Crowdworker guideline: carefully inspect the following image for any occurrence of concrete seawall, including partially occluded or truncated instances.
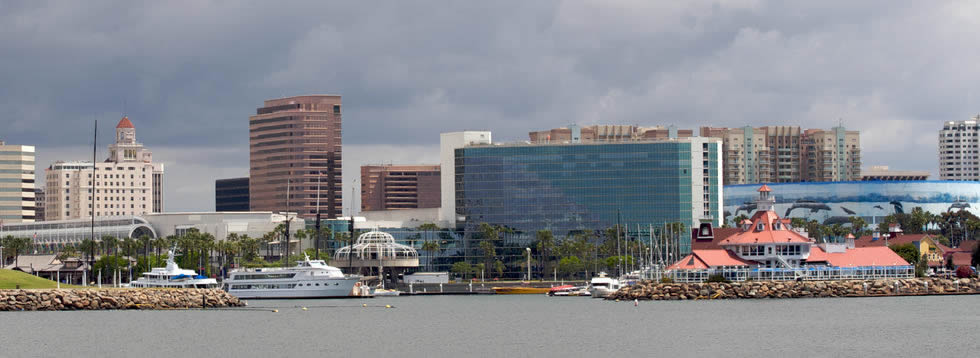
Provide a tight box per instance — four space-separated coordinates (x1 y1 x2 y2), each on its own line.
609 278 980 301
0 289 245 311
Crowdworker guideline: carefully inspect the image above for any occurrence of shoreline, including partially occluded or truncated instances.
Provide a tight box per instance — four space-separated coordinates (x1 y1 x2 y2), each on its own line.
607 278 980 301
0 288 244 311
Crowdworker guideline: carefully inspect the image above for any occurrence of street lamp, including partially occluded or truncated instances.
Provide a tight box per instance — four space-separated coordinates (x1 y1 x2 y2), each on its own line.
525 247 531 282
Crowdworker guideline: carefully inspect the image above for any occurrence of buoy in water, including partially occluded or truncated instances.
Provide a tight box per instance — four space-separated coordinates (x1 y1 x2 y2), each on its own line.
272 309 279 313
301 307 308 311
634 299 638 307
385 305 392 308
362 303 368 307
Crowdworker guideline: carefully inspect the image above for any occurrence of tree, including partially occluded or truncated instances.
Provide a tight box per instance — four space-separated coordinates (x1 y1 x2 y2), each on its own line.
849 216 867 237
535 230 556 280
890 243 920 265
493 260 504 278
972 244 980 266
733 215 749 226
557 256 584 278
451 261 473 280
476 223 511 277
56 245 78 261
421 240 440 271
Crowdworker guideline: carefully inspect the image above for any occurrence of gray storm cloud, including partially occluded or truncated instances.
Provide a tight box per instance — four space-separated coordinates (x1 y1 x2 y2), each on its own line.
2 0 977 212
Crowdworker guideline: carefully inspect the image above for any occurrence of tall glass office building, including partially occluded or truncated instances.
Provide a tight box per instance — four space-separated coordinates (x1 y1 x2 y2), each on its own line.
455 138 722 253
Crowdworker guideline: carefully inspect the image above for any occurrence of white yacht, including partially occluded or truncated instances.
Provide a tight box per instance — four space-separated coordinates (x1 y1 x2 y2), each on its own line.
223 255 361 299
130 249 219 289
589 272 622 299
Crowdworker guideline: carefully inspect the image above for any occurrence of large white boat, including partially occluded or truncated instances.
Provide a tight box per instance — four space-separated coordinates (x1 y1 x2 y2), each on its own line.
589 272 622 299
130 249 219 289
223 255 361 299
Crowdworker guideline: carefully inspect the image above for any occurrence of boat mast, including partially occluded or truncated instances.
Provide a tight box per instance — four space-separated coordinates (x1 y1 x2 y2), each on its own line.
616 209 622 277
283 179 290 268
90 119 97 285
315 172 321 260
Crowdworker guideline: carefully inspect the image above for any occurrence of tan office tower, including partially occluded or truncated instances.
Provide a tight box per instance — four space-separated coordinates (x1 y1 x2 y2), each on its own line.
360 165 440 211
44 117 164 220
699 125 860 184
249 95 342 219
0 141 36 223
529 124 693 143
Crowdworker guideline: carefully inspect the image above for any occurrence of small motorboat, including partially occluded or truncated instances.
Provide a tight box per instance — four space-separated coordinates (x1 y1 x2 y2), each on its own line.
492 286 551 294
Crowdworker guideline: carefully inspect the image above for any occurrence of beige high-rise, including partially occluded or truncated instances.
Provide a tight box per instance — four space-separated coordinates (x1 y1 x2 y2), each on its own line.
700 125 860 184
44 117 164 220
249 95 343 219
0 141 36 223
529 124 693 143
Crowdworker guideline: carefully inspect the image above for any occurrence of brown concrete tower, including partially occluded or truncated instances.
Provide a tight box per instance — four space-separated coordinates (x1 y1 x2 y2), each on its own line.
249 95 342 218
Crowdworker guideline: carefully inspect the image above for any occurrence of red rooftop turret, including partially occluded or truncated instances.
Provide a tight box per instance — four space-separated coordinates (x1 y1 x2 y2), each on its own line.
116 116 135 129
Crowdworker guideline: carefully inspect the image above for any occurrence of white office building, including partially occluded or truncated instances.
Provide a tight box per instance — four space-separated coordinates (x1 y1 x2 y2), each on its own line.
939 115 980 181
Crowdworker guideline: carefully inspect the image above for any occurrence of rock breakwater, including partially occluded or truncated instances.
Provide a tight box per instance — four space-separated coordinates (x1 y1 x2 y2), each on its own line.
0 288 244 311
609 278 980 301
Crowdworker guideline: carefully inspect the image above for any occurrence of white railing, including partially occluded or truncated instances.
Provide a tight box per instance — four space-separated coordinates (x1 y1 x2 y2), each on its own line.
665 265 914 283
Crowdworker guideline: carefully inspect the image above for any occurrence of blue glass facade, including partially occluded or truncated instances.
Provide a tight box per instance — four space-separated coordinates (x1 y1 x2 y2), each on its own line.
724 181 980 225
455 140 721 253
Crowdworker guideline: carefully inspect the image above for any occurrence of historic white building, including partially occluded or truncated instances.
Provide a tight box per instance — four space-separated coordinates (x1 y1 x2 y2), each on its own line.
45 117 164 220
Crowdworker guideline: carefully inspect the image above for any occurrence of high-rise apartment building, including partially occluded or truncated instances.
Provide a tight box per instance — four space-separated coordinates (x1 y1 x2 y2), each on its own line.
939 116 980 181
360 165 440 211
215 177 250 211
249 95 342 218
700 126 860 184
529 124 693 143
44 117 164 220
0 141 36 223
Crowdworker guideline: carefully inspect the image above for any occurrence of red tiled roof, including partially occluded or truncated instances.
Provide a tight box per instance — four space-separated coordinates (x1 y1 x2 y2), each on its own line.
667 253 708 270
954 240 978 253
806 246 829 262
854 234 932 248
667 249 751 270
116 116 134 129
691 227 741 250
823 247 910 267
949 252 973 267
757 184 772 192
719 210 811 245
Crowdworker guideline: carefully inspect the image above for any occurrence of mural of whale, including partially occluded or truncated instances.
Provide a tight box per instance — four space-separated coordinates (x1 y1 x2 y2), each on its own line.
785 200 832 217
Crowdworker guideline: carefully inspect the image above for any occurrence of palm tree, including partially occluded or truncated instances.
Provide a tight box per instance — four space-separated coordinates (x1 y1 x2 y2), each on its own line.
535 230 556 280
293 229 308 257
101 235 118 257
57 245 79 261
421 240 440 271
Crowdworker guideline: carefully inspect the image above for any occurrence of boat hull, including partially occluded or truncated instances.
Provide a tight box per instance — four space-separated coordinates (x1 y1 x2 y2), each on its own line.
492 287 551 295
225 277 360 299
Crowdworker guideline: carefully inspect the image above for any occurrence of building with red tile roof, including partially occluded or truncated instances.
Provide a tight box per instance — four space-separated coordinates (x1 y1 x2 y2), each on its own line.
669 185 912 279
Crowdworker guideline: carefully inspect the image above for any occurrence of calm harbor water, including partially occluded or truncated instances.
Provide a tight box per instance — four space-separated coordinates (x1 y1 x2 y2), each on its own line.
1 294 978 357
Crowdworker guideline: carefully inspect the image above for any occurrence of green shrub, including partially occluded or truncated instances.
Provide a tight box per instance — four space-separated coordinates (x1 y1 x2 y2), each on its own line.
706 274 730 283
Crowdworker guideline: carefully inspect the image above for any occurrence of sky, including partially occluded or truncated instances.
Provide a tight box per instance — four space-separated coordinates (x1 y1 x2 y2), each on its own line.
3 1 979 213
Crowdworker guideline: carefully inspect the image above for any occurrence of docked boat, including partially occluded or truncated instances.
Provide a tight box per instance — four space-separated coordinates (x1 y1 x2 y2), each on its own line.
589 272 621 298
130 249 219 289
223 255 361 299
492 286 552 294
548 285 591 296
372 288 402 296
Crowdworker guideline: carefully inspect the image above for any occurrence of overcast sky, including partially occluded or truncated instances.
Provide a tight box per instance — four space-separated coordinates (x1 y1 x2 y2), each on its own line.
3 1 978 213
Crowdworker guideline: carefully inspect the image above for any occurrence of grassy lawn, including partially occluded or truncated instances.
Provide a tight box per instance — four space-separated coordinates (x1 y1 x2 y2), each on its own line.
0 269 83 289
